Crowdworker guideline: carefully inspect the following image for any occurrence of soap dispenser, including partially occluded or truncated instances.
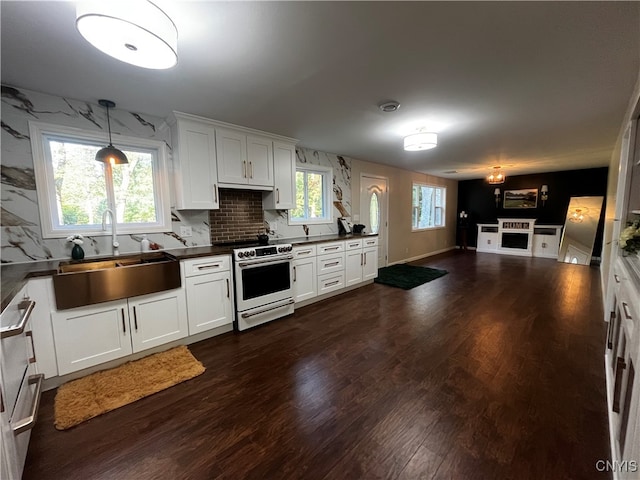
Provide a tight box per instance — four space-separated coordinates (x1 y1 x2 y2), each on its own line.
141 235 150 252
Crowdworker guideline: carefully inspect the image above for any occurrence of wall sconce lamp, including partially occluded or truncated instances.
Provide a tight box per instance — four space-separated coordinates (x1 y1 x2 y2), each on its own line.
494 188 501 207
540 185 549 206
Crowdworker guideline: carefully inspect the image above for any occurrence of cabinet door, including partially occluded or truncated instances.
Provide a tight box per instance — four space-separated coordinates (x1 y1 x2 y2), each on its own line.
51 300 132 375
186 272 233 335
128 289 188 353
265 142 296 209
246 135 273 186
174 119 219 209
345 249 363 287
216 128 248 185
293 258 317 303
362 246 379 281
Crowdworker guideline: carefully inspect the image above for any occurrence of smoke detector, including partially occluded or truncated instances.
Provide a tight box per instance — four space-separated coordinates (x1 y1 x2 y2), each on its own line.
378 101 400 112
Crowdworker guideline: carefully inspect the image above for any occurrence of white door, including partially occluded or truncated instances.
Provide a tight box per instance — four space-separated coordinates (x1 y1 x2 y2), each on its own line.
186 272 233 335
246 135 273 186
360 175 388 267
216 128 248 184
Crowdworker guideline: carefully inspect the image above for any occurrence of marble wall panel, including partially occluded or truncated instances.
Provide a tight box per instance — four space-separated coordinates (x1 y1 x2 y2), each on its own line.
1 85 209 263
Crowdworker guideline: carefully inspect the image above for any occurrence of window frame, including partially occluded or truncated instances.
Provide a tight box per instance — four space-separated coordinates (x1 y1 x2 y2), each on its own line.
29 121 172 239
411 183 446 231
288 164 333 225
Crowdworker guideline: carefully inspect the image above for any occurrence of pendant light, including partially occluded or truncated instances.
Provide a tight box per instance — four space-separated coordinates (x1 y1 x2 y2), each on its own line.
95 100 128 165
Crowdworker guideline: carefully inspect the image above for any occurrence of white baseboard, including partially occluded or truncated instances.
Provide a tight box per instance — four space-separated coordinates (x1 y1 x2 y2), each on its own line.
388 246 457 266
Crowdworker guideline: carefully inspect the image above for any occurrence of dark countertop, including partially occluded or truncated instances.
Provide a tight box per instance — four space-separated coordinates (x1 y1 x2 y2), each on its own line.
1 233 378 311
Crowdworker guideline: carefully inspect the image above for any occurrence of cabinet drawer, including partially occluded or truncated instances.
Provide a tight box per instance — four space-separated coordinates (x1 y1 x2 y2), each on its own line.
292 245 317 258
317 252 345 275
183 256 230 277
318 272 345 295
317 241 344 255
345 239 363 250
363 237 379 248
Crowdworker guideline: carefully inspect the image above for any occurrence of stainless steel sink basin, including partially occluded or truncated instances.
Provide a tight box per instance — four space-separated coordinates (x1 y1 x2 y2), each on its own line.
53 252 181 310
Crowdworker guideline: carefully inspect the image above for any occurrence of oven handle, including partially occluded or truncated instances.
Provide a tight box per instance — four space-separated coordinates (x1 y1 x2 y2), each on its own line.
1 300 36 339
241 299 295 319
238 255 293 267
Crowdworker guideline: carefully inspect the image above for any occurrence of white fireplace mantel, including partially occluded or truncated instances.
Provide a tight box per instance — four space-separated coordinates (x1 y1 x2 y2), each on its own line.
497 218 537 256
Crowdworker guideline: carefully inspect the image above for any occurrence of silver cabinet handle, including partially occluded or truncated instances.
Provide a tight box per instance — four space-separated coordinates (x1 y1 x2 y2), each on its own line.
276 188 280 203
325 261 340 267
213 184 219 203
1 300 35 339
121 308 126 333
226 278 230 298
297 249 312 255
325 280 340 287
293 265 297 282
360 253 363 266
622 302 633 320
26 331 36 364
364 252 367 265
197 264 221 270
349 243 360 247
12 374 44 435
249 161 253 178
324 246 340 251
133 306 138 331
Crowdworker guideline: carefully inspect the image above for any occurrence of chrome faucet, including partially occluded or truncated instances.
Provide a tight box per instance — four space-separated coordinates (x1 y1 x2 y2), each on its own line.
102 208 120 256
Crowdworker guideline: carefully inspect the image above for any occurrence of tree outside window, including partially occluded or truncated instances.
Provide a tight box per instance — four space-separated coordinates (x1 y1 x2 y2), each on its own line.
412 184 446 230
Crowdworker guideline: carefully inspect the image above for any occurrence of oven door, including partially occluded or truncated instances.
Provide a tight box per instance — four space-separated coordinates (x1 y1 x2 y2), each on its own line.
234 256 293 312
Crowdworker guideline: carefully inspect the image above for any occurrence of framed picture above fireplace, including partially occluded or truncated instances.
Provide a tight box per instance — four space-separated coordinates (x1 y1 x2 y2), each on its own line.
504 189 538 209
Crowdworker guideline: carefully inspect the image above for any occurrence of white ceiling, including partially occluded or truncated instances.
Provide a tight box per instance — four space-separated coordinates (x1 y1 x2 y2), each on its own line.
2 1 639 180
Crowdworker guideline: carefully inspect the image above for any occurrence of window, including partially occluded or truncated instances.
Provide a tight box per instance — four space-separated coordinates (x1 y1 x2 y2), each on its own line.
289 165 333 224
29 122 171 238
412 183 446 230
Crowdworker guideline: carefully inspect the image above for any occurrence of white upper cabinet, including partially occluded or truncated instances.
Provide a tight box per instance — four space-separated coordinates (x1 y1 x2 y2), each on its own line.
169 114 220 210
264 142 296 210
216 128 273 188
168 112 297 199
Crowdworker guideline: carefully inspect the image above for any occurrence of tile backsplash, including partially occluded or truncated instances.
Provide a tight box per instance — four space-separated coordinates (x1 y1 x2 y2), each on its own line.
209 190 265 243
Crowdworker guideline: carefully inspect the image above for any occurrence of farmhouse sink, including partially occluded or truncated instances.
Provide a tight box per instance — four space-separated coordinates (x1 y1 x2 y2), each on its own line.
53 252 181 310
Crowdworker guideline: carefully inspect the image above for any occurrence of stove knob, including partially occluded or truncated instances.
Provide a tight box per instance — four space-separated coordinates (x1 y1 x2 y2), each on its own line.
287 246 293 252
237 252 243 258
250 251 255 256
278 247 283 252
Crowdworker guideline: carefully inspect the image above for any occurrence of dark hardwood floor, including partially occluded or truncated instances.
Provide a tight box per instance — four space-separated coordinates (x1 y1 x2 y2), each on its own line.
23 251 612 479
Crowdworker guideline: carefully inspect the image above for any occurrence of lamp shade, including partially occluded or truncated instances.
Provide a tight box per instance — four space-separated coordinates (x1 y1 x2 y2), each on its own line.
96 99 128 165
96 145 129 165
76 1 178 69
404 132 437 151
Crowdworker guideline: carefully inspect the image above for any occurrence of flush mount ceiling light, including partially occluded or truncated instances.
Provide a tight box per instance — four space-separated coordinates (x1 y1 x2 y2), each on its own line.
95 100 128 165
378 101 400 113
76 1 178 69
403 129 438 151
487 166 505 184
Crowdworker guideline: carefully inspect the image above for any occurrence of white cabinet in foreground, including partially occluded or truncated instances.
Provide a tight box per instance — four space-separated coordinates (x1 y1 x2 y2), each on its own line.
183 256 234 335
292 245 317 303
52 288 187 376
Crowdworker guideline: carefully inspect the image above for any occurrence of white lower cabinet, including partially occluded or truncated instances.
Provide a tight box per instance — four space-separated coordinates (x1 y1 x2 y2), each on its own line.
52 288 187 376
183 255 234 335
345 239 364 287
318 271 345 295
292 245 317 303
362 244 379 281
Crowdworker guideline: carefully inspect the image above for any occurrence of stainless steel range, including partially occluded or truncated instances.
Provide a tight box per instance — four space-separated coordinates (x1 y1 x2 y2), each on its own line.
233 243 294 331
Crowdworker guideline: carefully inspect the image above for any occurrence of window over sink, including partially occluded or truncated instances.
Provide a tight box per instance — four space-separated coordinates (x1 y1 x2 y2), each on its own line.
29 122 171 238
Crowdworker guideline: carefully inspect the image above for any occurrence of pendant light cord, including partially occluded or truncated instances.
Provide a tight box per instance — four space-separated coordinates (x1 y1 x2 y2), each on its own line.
106 105 113 146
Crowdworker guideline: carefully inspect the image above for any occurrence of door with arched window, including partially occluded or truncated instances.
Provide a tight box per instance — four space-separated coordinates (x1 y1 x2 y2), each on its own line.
360 175 388 267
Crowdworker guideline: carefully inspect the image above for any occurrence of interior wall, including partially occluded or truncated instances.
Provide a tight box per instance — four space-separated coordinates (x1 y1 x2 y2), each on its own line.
457 167 609 256
350 159 458 265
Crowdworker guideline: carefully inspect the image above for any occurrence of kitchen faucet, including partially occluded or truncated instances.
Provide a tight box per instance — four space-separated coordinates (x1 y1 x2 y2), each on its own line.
102 208 120 256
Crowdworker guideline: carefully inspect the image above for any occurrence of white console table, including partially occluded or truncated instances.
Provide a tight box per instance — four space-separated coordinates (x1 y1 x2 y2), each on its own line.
476 220 562 259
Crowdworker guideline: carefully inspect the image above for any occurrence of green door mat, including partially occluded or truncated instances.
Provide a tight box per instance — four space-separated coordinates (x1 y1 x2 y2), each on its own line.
374 264 448 289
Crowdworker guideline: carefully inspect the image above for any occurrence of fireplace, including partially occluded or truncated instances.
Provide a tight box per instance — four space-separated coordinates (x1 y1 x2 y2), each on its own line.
497 218 537 256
